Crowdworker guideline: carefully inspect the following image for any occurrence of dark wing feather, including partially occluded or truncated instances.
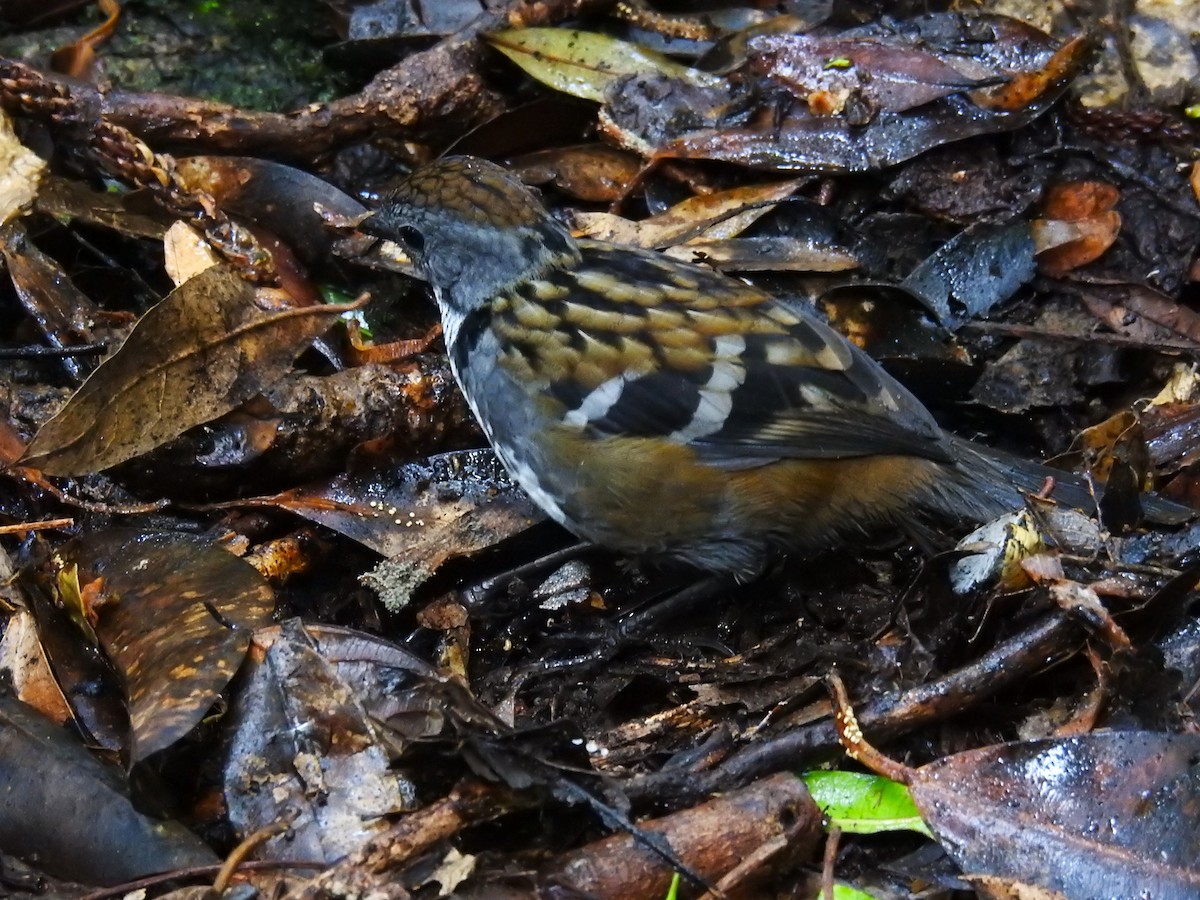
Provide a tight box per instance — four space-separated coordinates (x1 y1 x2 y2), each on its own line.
542 244 953 464
691 322 954 463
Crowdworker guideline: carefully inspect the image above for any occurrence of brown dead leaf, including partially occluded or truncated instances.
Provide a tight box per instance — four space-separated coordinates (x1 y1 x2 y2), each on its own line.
48 0 121 79
508 144 644 203
251 448 542 609
972 35 1090 111
0 222 104 381
1076 281 1200 345
911 732 1200 898
0 110 44 225
573 179 803 248
747 32 998 116
1033 182 1121 276
20 264 348 475
65 529 276 761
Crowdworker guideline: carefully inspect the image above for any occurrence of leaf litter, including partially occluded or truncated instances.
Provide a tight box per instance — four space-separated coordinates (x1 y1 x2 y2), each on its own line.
0 2 1198 897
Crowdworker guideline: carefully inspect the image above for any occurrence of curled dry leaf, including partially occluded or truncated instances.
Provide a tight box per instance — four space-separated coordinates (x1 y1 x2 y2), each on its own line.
1032 182 1122 276
19 264 348 475
572 178 804 248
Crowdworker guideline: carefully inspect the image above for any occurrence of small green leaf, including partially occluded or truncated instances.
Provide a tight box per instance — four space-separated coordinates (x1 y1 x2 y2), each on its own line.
485 28 718 103
825 57 853 69
802 771 932 837
663 872 681 900
826 884 878 900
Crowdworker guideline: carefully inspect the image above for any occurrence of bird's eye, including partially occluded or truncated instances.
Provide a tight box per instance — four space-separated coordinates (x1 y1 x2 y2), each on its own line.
394 224 426 253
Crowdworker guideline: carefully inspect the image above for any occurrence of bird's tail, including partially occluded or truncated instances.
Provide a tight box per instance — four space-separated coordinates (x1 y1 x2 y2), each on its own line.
932 435 1192 526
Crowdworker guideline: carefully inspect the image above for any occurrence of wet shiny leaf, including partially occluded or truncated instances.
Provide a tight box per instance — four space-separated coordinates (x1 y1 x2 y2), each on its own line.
0 223 104 381
174 156 368 265
747 32 999 115
486 28 719 103
249 448 543 606
1033 182 1122 276
911 732 1200 898
902 221 1036 328
0 695 217 884
609 17 1088 173
65 530 276 761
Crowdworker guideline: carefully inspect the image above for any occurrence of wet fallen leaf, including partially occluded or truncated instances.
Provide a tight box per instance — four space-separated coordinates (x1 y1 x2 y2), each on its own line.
604 14 1085 173
901 221 1036 327
0 222 104 381
0 694 217 885
747 32 999 117
662 236 857 272
910 731 1200 898
1076 280 1200 345
19 264 347 475
0 548 73 726
1144 403 1200 474
224 619 417 863
63 530 276 761
572 178 804 247
48 0 120 79
486 28 719 104
173 156 369 266
508 144 644 203
250 448 542 609
35 175 170 238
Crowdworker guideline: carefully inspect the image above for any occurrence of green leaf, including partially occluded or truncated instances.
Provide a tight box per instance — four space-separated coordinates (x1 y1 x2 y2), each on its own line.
485 28 718 103
802 771 932 837
826 884 878 900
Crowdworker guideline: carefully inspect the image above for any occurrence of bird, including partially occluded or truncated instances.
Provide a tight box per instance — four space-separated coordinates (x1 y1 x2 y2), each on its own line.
359 156 1180 579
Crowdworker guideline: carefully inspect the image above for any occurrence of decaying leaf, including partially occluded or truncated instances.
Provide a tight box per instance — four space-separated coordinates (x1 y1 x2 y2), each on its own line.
910 732 1200 898
223 619 423 863
603 16 1088 173
0 109 44 225
20 264 347 475
747 32 1000 116
63 530 276 761
250 448 543 608
0 694 217 885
